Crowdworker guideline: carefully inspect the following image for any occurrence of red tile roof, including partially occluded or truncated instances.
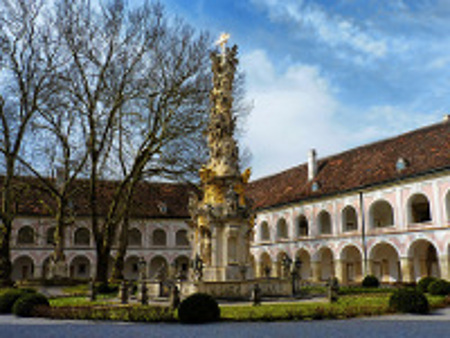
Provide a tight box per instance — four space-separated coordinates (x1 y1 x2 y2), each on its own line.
247 121 450 211
5 177 194 219
4 121 450 217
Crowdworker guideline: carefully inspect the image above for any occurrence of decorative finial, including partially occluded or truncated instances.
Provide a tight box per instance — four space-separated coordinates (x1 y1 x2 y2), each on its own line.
216 32 230 54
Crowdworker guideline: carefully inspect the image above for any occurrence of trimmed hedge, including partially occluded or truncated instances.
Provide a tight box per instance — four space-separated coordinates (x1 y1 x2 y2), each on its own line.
0 288 36 314
35 305 175 322
362 275 380 288
178 293 220 324
389 288 429 314
417 276 437 293
12 293 50 317
428 279 450 296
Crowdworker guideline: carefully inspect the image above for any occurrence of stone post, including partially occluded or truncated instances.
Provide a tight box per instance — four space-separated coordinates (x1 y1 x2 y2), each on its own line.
439 255 449 280
311 261 321 282
119 280 128 304
400 257 414 283
139 281 148 305
334 260 346 285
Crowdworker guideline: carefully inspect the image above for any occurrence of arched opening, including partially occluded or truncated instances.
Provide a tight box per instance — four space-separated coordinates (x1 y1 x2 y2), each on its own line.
340 245 363 283
297 215 308 237
259 252 272 278
175 229 189 246
12 256 34 281
149 256 168 280
370 200 394 228
318 211 332 235
174 255 190 280
342 206 358 232
369 242 400 283
317 247 334 281
408 193 432 224
42 256 52 279
260 221 270 242
124 256 140 280
69 256 91 279
46 227 56 245
74 227 90 246
295 249 311 280
128 228 142 247
152 229 167 246
408 239 440 281
276 251 290 278
17 226 34 245
277 218 288 240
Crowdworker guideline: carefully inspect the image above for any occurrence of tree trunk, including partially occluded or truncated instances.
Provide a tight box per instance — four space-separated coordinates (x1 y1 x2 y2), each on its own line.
50 198 68 279
95 244 110 285
0 222 12 286
111 209 130 281
0 160 15 285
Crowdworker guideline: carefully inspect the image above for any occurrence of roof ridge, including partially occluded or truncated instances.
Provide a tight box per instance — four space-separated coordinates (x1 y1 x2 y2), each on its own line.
251 120 448 184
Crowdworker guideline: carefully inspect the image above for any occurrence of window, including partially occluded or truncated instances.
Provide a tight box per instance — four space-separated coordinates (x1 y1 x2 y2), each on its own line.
128 228 142 246
318 211 332 235
297 215 308 237
342 206 358 232
277 218 288 240
176 230 189 246
260 222 270 241
408 194 431 224
152 229 167 246
46 227 56 245
370 200 394 228
17 227 34 245
74 228 90 246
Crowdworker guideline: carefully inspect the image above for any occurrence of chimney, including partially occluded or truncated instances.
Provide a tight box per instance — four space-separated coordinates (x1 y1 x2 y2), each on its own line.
308 149 317 181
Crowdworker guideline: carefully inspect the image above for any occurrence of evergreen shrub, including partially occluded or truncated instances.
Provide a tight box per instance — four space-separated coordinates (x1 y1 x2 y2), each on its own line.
389 288 429 314
361 275 380 288
0 288 36 314
417 276 437 293
178 293 220 324
12 293 50 317
96 282 119 295
428 279 450 296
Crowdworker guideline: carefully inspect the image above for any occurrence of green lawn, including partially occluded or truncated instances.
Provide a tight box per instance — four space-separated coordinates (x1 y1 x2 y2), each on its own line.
220 293 447 321
45 292 448 322
50 294 117 307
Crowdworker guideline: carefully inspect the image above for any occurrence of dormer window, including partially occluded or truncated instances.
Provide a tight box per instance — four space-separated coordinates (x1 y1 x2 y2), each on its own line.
312 182 320 192
158 202 167 214
396 157 407 172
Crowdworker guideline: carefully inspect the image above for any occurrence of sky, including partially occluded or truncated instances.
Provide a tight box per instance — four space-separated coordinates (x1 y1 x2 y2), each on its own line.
161 0 450 179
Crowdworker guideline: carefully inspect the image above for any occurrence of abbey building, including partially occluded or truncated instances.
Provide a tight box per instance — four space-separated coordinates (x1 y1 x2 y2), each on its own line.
8 118 450 285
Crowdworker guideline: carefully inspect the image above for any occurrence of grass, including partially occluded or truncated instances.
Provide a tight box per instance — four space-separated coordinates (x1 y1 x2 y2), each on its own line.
23 287 450 323
220 293 449 322
220 294 392 321
49 294 117 307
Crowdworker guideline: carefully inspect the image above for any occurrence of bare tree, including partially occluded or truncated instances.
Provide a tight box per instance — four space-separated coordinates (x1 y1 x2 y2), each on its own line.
0 0 57 285
55 0 212 284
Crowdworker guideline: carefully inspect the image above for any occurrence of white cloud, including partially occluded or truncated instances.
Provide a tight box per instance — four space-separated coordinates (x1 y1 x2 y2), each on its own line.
251 0 388 60
242 49 346 178
241 50 444 179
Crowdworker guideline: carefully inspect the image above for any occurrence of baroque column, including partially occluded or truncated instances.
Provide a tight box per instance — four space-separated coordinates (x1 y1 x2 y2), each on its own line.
189 35 253 282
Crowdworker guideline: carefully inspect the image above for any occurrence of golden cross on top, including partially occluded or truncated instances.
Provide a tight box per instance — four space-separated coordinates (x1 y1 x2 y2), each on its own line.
216 32 230 53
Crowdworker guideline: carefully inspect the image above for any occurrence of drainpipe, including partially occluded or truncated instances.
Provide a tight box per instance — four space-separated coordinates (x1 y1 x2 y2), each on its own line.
359 191 368 276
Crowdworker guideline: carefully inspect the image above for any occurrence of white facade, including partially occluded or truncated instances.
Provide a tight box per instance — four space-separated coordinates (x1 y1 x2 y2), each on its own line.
10 217 191 282
250 172 450 284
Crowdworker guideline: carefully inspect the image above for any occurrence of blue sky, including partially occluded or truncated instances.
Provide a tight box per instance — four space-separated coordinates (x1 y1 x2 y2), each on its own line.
162 0 450 179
